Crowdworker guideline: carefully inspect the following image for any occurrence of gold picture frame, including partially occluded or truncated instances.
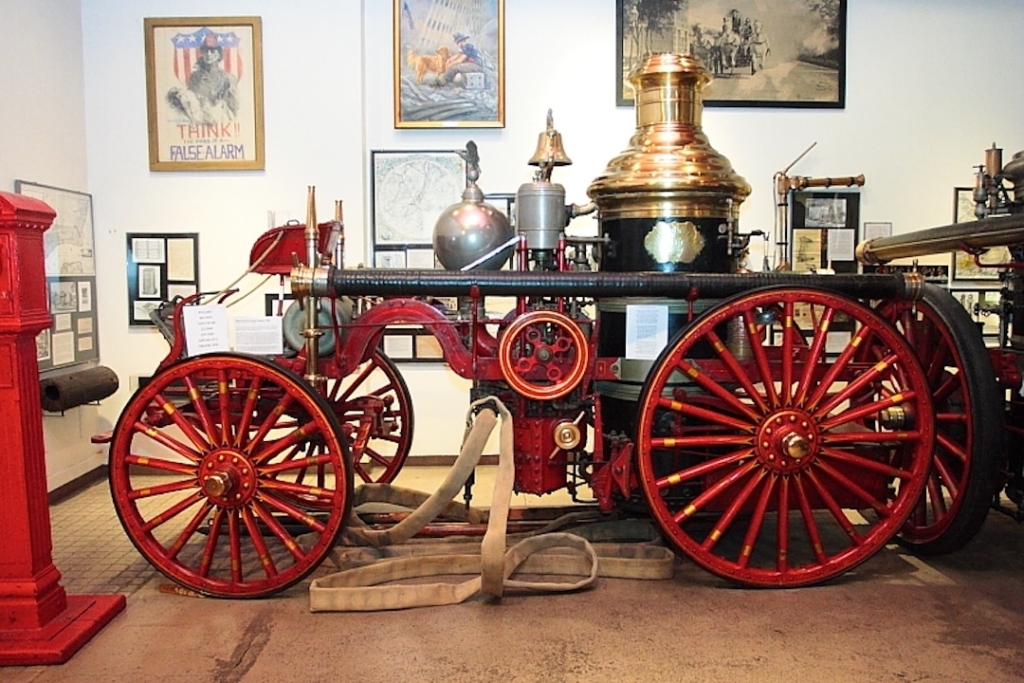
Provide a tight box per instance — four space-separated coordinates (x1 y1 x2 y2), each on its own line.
144 16 265 171
393 0 505 128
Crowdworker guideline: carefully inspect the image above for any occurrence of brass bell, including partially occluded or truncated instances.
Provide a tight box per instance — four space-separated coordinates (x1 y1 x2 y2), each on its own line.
528 109 572 168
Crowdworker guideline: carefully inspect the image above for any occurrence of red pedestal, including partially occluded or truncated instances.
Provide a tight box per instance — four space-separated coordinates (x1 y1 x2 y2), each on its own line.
0 192 125 666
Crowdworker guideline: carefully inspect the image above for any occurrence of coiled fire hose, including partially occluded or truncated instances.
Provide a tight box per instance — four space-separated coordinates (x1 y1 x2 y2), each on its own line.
308 397 675 612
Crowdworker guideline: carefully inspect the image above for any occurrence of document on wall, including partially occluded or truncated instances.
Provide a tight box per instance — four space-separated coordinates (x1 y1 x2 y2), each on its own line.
625 304 668 360
233 317 283 356
183 305 230 356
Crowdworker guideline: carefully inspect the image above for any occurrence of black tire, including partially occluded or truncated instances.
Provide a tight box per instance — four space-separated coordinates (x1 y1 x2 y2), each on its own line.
890 284 1003 555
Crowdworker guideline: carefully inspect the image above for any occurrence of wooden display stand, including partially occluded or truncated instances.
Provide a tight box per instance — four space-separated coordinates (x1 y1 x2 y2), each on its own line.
0 192 125 665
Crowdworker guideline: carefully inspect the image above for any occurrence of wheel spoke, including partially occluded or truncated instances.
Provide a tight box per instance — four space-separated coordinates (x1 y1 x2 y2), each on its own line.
165 500 213 559
182 376 220 446
250 422 321 465
257 491 329 534
654 447 754 490
803 325 874 412
742 308 779 409
141 491 205 533
251 499 306 561
233 377 264 449
813 460 891 517
793 475 828 564
780 301 795 406
655 396 757 432
152 392 212 452
241 505 278 578
125 453 197 476
777 475 790 572
793 305 837 407
672 460 760 524
819 391 918 431
243 395 296 456
127 478 198 500
700 330 768 416
198 507 225 578
804 469 864 544
812 353 899 418
130 421 201 463
737 474 777 569
818 445 913 479
701 469 767 552
260 451 336 475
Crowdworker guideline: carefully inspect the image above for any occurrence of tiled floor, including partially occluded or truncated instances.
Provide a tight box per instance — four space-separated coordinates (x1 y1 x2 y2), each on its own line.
49 477 161 597
47 463 585 598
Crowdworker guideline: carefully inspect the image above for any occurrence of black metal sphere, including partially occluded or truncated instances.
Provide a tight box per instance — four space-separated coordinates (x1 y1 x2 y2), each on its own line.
433 200 515 271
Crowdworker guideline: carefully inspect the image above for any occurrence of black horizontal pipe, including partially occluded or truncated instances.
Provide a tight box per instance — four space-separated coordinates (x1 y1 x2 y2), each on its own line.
319 268 914 301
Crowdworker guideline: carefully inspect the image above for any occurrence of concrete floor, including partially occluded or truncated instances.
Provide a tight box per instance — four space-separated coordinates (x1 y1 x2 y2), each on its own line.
6 466 1024 683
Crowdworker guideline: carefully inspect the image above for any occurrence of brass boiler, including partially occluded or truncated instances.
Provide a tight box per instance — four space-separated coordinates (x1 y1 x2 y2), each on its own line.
586 53 751 427
587 53 751 274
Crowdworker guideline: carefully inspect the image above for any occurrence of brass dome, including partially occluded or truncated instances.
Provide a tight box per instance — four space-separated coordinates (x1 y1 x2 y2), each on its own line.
587 53 751 221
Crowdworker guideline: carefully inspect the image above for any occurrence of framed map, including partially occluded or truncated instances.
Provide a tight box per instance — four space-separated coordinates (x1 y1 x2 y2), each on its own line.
370 149 466 265
15 180 99 372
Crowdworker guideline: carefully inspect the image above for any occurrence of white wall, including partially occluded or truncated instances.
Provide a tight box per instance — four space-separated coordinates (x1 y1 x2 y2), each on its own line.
0 0 110 489
7 0 1024 486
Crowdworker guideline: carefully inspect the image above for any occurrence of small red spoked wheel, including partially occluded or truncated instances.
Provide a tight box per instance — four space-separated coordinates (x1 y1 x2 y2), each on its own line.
325 350 414 485
871 284 1001 554
108 353 353 598
498 310 589 401
635 287 935 587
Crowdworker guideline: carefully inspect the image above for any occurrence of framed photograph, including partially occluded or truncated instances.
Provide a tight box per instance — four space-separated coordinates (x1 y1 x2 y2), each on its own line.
951 288 1003 340
790 191 860 274
616 0 846 108
127 232 200 326
951 187 1009 281
144 16 265 171
15 180 100 372
371 150 467 254
393 0 505 128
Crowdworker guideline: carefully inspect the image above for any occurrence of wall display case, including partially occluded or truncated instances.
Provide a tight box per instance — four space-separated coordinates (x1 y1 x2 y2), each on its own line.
126 232 199 326
16 181 100 372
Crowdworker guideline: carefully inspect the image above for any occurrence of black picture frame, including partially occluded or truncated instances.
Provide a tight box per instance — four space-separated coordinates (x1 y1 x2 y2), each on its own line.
126 233 200 327
789 190 860 274
615 0 846 108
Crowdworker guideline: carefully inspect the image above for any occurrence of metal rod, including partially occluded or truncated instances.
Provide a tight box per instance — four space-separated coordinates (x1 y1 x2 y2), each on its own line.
856 213 1024 265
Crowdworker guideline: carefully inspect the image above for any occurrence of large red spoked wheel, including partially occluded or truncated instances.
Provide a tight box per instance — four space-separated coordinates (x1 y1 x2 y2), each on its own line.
636 287 935 587
326 350 414 484
872 284 1002 554
109 353 353 598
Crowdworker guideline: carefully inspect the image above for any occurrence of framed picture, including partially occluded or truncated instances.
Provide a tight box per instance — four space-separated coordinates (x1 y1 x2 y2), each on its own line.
371 150 467 263
393 0 505 128
953 186 976 224
15 180 100 372
144 16 265 171
951 288 1003 340
789 191 860 274
951 187 1010 281
126 233 200 326
615 0 846 108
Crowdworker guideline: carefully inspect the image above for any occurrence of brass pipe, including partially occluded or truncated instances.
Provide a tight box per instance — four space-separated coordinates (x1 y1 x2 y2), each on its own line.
856 212 1024 265
303 187 325 388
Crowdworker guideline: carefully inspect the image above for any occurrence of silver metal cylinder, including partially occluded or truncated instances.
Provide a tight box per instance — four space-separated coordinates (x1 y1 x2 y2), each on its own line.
516 181 567 252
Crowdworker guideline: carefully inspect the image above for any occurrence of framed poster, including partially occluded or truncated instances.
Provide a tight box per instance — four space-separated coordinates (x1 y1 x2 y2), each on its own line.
126 233 200 326
393 0 505 128
145 16 265 171
615 0 846 108
15 180 100 372
789 191 860 274
370 150 467 267
951 186 1010 282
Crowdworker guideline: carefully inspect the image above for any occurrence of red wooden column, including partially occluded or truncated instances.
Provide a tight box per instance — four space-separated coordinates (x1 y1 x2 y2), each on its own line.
0 191 125 665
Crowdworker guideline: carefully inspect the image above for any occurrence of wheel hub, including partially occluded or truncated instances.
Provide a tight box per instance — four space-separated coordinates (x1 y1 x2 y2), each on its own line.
199 449 258 506
756 409 820 473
